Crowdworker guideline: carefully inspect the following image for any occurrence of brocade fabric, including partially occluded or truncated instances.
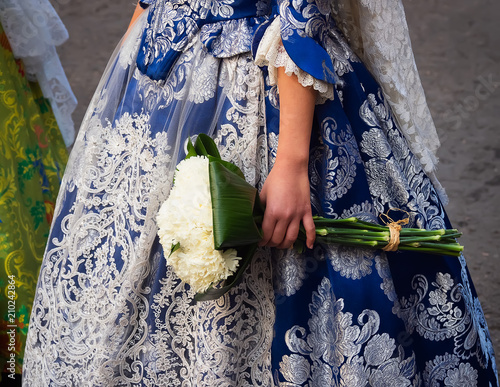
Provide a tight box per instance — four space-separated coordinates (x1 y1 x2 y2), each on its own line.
22 1 498 386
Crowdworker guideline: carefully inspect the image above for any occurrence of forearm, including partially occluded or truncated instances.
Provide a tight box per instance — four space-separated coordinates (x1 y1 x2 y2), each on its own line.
259 67 317 249
275 67 316 168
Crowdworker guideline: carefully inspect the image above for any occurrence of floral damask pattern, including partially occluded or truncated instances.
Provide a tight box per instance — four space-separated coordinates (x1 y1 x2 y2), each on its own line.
395 273 470 342
359 91 446 231
23 0 498 385
393 258 498 382
143 249 275 386
423 354 480 387
279 278 417 386
321 118 360 203
272 249 308 297
325 246 377 280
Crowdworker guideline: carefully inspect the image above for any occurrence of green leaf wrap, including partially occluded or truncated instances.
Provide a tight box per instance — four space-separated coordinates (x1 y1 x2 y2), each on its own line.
195 133 221 158
209 160 263 250
185 137 198 159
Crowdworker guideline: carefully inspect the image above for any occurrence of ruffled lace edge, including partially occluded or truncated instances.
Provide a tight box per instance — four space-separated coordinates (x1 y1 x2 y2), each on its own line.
254 18 334 105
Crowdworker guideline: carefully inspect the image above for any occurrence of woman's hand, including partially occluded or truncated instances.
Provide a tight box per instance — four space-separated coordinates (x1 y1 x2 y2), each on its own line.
259 66 317 250
259 156 315 249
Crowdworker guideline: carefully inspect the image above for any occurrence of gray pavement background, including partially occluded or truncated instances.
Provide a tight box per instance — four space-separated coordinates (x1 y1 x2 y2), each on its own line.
50 0 500 361
404 0 500 359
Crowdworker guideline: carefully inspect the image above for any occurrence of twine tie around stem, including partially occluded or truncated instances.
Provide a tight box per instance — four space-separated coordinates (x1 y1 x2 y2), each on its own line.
380 209 410 252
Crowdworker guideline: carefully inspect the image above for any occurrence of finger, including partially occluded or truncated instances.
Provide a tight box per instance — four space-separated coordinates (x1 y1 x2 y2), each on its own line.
302 213 316 249
267 219 288 247
259 211 276 246
277 218 300 249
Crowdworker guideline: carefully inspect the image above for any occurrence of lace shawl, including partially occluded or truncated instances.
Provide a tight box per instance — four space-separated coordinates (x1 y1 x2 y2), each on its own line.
331 0 447 201
0 0 77 147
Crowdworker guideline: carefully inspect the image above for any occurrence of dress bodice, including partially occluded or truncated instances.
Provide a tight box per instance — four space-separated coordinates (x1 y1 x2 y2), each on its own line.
137 0 339 84
137 0 272 80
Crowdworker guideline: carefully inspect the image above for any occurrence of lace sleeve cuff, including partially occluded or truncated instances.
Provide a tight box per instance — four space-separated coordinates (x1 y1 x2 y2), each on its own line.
254 18 334 105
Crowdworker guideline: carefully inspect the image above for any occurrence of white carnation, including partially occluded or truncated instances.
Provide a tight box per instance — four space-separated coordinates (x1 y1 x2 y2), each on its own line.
157 156 241 293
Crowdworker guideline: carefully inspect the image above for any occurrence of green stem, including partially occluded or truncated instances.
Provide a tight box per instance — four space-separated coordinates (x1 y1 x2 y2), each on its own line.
398 246 462 257
316 236 379 248
317 227 389 238
406 242 464 252
313 217 385 231
399 235 442 243
400 228 460 235
291 217 463 256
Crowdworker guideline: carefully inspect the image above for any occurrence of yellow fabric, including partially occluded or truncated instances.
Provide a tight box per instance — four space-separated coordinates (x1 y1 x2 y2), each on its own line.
0 25 67 376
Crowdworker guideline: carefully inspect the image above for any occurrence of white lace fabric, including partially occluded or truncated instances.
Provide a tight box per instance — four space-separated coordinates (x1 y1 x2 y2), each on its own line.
22 12 278 385
0 0 77 147
331 0 447 202
254 18 335 105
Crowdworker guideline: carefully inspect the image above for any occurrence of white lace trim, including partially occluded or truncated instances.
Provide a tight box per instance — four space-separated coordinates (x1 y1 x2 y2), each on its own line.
0 0 77 146
254 18 335 105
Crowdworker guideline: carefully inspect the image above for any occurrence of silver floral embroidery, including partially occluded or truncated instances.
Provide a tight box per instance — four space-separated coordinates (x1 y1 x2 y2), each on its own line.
272 249 308 297
309 117 360 213
444 362 478 387
359 91 447 231
278 0 358 78
324 245 376 280
393 258 497 384
145 250 275 386
280 277 417 386
187 52 219 103
200 19 254 58
455 255 498 373
394 273 470 342
25 112 174 386
141 0 237 67
374 252 397 302
361 128 392 159
217 56 269 188
423 354 479 387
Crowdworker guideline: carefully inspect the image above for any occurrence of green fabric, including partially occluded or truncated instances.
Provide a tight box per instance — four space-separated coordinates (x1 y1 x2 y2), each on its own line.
0 25 68 375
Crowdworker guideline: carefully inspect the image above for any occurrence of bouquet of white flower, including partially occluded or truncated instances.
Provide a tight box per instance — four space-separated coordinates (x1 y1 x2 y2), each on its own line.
157 134 463 301
157 134 264 300
156 156 241 294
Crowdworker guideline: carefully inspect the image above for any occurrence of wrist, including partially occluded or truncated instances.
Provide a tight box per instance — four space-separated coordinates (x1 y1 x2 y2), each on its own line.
275 127 310 166
273 151 309 173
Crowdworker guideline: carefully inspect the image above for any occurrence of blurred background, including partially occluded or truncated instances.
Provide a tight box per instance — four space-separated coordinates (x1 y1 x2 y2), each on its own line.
50 0 500 359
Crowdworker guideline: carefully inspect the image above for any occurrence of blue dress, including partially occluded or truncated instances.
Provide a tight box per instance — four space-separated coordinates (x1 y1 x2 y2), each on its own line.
23 0 498 385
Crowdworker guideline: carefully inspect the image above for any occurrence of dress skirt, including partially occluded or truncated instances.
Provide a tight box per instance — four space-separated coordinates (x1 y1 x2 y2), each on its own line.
22 3 498 386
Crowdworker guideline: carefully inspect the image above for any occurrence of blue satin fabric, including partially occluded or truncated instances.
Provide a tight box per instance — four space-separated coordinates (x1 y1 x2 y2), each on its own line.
23 0 498 385
133 0 498 384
